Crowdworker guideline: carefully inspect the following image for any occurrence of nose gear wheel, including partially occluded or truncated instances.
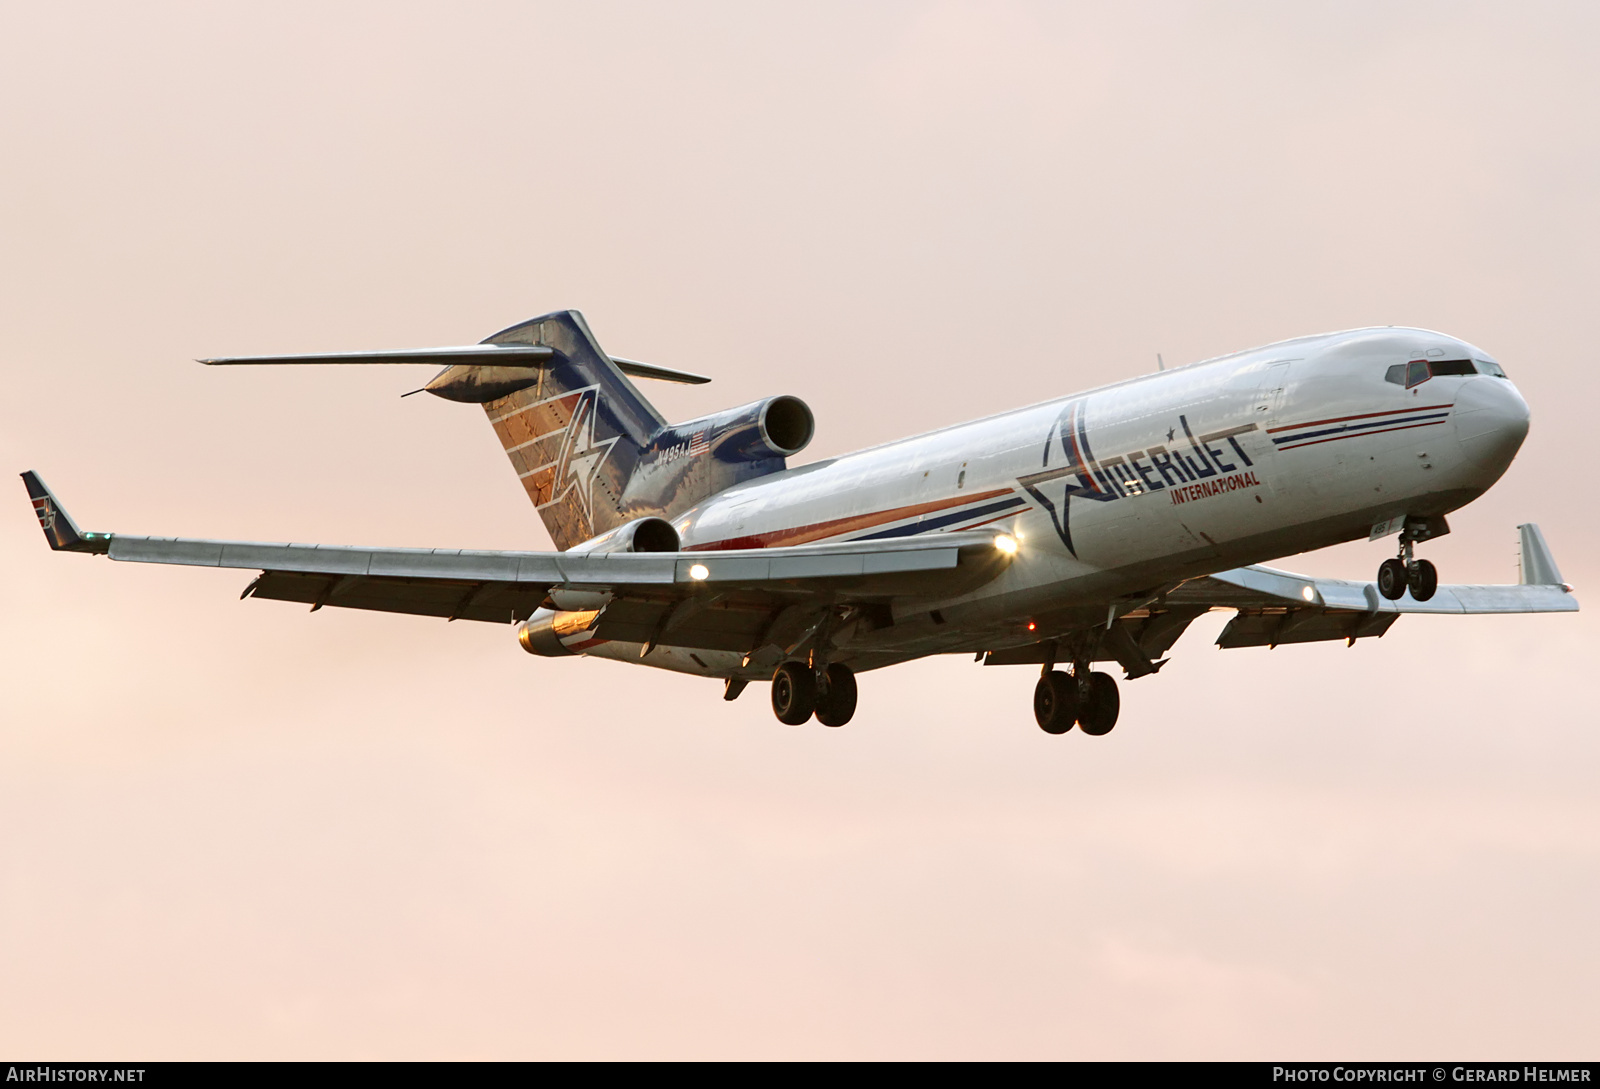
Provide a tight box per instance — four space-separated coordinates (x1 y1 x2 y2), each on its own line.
1378 557 1409 600
1407 558 1438 602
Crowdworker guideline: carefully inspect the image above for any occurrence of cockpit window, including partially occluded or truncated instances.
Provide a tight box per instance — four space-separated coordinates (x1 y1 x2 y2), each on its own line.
1386 358 1504 387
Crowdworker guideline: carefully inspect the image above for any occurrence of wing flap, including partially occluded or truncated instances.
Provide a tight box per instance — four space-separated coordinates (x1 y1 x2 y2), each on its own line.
246 571 548 624
1214 609 1400 649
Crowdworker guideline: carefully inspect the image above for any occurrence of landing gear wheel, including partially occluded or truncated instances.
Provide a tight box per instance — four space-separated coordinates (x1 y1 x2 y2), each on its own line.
1377 557 1408 601
771 661 817 725
814 664 858 727
1408 558 1438 602
1034 670 1078 735
1077 671 1121 736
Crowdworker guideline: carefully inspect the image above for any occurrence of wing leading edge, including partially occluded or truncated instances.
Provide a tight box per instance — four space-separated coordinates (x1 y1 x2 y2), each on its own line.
20 472 1015 626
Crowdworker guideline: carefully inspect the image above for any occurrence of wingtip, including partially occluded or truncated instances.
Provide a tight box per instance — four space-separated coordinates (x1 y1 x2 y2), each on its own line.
19 471 109 553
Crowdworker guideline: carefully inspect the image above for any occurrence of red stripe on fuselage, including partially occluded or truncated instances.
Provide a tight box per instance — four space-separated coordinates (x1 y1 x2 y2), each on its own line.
686 488 1015 551
1268 404 1452 434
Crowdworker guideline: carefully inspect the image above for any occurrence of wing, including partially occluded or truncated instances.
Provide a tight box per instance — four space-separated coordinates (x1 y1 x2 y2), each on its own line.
1163 523 1576 649
980 523 1576 677
20 473 1014 634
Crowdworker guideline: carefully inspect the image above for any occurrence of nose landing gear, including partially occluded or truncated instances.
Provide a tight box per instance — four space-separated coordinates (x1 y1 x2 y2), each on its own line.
1377 517 1443 602
1034 661 1120 736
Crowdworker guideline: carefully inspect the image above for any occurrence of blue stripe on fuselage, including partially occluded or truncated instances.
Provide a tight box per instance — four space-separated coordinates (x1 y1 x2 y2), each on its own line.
850 496 1027 541
1272 411 1450 446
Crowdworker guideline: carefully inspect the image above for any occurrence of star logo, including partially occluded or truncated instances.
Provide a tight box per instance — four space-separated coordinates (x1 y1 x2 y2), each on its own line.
549 388 618 525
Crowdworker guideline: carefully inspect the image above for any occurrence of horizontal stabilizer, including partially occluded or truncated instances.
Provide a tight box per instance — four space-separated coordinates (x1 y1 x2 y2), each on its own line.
608 357 712 385
198 345 710 384
199 345 556 367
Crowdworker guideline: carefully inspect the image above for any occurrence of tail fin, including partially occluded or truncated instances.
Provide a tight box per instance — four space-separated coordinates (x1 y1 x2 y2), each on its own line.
196 307 794 551
478 310 669 550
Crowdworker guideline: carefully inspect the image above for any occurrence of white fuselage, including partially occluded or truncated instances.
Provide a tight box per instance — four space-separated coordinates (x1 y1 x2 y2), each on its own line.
581 327 1531 675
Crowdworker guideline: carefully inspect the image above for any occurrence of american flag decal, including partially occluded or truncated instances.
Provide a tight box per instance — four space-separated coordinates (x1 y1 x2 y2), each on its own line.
688 430 710 457
32 496 56 531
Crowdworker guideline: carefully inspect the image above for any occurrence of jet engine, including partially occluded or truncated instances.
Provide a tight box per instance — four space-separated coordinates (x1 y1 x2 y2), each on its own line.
517 608 602 657
651 395 815 463
566 516 680 554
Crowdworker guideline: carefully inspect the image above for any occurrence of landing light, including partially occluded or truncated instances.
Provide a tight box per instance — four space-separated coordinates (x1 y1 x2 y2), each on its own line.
1300 585 1315 602
688 563 710 581
994 534 1019 554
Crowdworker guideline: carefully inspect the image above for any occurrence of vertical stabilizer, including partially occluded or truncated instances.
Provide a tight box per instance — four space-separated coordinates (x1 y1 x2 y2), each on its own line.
479 311 667 550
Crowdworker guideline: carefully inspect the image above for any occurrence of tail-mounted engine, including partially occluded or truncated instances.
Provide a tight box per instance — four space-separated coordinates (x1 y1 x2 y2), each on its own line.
567 516 680 554
647 395 815 464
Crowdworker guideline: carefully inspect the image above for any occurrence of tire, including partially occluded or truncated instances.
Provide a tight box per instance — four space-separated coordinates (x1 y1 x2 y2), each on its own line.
1033 670 1077 734
1408 558 1438 602
814 664 858 727
771 661 817 725
1077 672 1120 736
1377 557 1408 600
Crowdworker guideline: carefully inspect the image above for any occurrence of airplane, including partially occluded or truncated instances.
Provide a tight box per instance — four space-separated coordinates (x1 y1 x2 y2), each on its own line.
22 309 1578 734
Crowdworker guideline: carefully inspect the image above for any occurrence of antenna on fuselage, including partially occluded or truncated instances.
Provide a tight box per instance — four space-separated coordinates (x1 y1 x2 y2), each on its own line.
1157 353 1165 372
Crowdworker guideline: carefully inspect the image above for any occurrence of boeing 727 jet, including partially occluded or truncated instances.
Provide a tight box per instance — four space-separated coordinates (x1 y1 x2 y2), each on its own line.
23 310 1577 733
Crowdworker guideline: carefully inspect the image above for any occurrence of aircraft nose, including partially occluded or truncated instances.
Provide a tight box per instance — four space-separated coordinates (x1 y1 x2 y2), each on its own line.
1453 376 1530 475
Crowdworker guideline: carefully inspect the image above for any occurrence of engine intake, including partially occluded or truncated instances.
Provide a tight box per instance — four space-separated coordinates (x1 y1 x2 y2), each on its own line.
650 395 815 465
567 516 680 554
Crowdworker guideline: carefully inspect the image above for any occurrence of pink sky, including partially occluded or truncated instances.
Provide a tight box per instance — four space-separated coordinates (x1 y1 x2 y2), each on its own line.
2 1 1596 1058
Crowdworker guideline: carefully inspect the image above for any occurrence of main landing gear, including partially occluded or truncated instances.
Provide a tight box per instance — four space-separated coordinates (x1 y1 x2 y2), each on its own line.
770 660 858 727
1377 519 1440 602
1034 664 1120 736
